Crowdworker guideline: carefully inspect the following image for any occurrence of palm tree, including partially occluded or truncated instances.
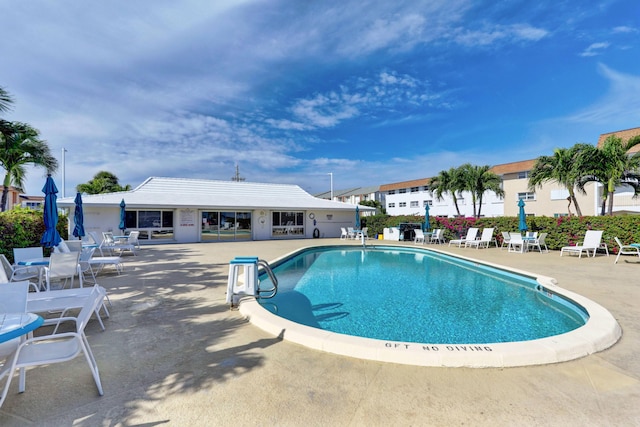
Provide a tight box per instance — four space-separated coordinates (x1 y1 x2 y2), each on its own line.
430 167 464 216
0 121 58 211
459 163 505 218
528 144 591 216
76 171 131 194
578 135 640 216
0 86 13 114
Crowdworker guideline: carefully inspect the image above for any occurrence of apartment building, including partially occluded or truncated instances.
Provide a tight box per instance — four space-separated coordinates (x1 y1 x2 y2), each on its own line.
596 126 640 214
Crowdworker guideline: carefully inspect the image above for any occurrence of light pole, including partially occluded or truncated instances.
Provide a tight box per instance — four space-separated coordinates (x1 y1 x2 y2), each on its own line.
328 172 333 200
61 148 67 198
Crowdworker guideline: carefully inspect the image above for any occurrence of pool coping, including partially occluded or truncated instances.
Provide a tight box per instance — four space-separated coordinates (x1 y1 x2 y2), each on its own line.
238 244 622 368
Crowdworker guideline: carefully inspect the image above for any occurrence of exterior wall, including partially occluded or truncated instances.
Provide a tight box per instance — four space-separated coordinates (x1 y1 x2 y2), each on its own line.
386 188 503 217
72 206 358 243
502 174 598 217
609 185 640 214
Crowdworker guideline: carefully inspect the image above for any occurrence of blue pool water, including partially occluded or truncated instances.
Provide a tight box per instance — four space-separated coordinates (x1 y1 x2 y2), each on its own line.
258 246 587 344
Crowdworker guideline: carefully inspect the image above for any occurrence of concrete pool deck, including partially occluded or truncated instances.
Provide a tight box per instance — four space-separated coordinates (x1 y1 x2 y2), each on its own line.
1 238 639 425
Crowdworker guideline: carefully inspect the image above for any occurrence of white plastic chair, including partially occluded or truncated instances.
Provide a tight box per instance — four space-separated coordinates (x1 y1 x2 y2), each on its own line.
44 252 82 290
0 287 105 408
614 237 640 264
340 228 348 240
414 229 425 244
347 228 356 239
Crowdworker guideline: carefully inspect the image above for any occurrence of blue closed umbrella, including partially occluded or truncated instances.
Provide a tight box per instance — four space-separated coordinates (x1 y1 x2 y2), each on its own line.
355 206 361 229
518 199 528 232
423 204 431 231
119 199 126 232
72 192 85 239
40 175 62 248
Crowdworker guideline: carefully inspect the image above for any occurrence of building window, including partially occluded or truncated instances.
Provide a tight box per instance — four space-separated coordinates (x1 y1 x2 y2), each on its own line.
423 200 433 206
399 202 407 207
399 188 406 194
388 190 395 195
124 210 175 240
272 211 304 237
518 171 529 179
410 201 419 207
410 187 419 193
388 203 395 208
517 192 536 201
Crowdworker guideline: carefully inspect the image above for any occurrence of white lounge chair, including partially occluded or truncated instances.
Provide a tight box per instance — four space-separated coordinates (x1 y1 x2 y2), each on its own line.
0 287 105 408
560 230 604 258
448 227 478 247
414 229 425 244
614 237 640 264
466 228 494 249
27 284 110 331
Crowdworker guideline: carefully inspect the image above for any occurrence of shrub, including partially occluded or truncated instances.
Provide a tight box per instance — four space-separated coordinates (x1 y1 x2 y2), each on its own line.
0 208 68 263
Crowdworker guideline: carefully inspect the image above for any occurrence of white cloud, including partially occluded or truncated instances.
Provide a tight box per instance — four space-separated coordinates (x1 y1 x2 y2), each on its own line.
579 42 610 57
565 64 640 125
612 26 638 34
454 23 549 47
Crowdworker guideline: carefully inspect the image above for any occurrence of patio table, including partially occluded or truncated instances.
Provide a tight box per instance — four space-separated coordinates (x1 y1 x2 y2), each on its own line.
0 313 43 344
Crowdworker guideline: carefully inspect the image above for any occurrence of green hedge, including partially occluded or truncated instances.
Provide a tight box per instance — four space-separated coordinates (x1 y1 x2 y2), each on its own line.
361 214 640 252
0 208 68 263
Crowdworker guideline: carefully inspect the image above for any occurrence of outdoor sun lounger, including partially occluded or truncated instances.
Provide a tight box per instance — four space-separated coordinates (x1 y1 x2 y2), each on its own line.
560 230 604 258
465 228 494 249
448 227 478 247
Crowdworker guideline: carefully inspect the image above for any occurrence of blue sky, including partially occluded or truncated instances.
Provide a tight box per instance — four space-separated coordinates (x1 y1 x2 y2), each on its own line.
1 0 638 198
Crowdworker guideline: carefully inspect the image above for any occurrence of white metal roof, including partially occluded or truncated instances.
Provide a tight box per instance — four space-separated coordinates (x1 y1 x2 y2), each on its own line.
57 177 374 211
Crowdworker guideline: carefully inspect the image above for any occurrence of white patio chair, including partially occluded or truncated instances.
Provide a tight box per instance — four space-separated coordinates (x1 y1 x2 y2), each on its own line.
508 232 525 253
347 227 356 239
466 228 494 249
0 287 105 408
0 281 31 359
560 230 604 258
613 237 640 264
429 229 444 244
500 231 511 249
414 229 425 244
100 232 116 256
448 227 478 247
113 231 138 256
0 255 41 284
44 252 82 290
526 232 549 253
340 228 348 240
12 247 44 265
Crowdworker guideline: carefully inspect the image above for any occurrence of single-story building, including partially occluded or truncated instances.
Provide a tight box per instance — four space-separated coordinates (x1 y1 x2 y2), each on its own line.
57 177 373 244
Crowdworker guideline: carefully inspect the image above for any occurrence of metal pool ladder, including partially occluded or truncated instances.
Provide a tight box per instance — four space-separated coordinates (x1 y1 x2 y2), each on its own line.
226 256 278 308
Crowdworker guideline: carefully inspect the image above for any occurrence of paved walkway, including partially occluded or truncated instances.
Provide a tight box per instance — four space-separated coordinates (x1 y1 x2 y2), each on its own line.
1 239 638 426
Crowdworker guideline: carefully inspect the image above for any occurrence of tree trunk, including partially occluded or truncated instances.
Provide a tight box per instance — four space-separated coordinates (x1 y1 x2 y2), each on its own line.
0 187 7 212
568 189 582 216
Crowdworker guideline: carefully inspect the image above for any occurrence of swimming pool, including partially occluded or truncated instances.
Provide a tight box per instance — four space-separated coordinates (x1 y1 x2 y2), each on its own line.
239 245 621 367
